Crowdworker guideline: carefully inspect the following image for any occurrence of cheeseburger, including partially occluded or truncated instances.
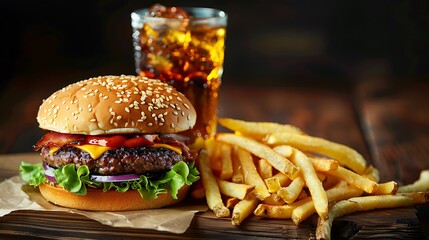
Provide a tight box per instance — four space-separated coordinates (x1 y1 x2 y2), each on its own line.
20 75 200 211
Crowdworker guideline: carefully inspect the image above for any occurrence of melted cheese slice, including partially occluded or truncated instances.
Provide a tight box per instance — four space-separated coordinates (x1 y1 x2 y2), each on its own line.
74 145 111 159
49 143 182 159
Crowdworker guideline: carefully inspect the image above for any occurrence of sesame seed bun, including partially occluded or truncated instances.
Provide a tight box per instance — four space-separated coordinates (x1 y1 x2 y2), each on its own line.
39 182 190 211
37 75 197 135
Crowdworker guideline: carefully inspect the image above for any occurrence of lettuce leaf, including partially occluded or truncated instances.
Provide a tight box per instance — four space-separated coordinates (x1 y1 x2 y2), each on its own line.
19 162 46 186
19 161 199 200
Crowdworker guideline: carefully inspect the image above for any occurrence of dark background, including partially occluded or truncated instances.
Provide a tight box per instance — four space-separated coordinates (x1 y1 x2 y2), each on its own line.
1 0 429 153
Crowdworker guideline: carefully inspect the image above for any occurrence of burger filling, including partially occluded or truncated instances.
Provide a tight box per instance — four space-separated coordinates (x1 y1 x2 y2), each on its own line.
20 131 200 200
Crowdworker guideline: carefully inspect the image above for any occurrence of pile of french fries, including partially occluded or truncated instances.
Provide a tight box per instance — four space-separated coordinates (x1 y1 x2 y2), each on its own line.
191 118 429 240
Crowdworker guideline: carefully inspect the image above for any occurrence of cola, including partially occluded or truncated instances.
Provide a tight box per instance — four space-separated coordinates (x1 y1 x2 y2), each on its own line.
132 5 227 140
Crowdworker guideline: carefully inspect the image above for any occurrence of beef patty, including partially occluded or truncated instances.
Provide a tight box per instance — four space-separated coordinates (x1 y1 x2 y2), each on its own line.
41 146 184 175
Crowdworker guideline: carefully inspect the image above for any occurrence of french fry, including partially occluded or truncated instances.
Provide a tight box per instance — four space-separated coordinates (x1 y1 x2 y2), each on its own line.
292 148 328 219
310 157 339 172
316 195 416 240
278 176 306 204
254 204 294 219
322 175 340 190
316 172 327 182
292 185 363 225
262 193 286 205
273 172 292 187
235 147 270 200
265 177 282 193
327 166 378 193
231 146 244 183
216 133 300 179
363 165 380 182
258 159 273 179
226 197 240 209
254 197 311 219
218 143 233 180
218 118 303 139
197 150 230 218
372 181 398 195
204 138 217 157
208 140 222 177
296 190 309 201
217 179 254 200
273 145 294 158
397 170 429 193
266 132 367 174
399 192 429 204
231 191 259 225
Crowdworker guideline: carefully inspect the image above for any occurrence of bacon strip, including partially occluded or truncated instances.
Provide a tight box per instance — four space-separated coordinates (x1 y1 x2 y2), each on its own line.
33 132 85 151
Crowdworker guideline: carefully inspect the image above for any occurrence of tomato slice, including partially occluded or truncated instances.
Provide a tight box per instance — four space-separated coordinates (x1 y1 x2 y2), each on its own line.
85 135 127 148
123 136 155 148
34 131 162 151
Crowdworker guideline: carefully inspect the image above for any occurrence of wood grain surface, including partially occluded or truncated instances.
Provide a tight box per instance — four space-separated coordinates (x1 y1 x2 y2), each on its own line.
1 85 428 239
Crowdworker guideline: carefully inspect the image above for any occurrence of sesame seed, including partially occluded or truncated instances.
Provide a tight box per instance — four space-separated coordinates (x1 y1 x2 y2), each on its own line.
125 107 130 113
147 123 153 126
90 119 96 122
116 115 122 120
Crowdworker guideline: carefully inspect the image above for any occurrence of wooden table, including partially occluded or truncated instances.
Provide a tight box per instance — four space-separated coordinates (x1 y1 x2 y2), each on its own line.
1 83 428 239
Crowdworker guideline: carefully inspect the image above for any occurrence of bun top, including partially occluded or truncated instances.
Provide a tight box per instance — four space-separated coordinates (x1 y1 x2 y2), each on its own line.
37 75 196 135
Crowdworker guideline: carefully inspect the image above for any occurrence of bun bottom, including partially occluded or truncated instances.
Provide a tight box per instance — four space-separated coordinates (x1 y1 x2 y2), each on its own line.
39 183 189 211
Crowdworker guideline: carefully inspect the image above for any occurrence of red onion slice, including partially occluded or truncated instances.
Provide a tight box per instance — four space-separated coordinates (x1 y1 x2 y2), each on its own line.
90 174 141 182
43 162 57 183
42 162 140 183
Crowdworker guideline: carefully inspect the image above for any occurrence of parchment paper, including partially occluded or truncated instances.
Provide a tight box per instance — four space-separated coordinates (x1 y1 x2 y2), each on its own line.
0 176 208 233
